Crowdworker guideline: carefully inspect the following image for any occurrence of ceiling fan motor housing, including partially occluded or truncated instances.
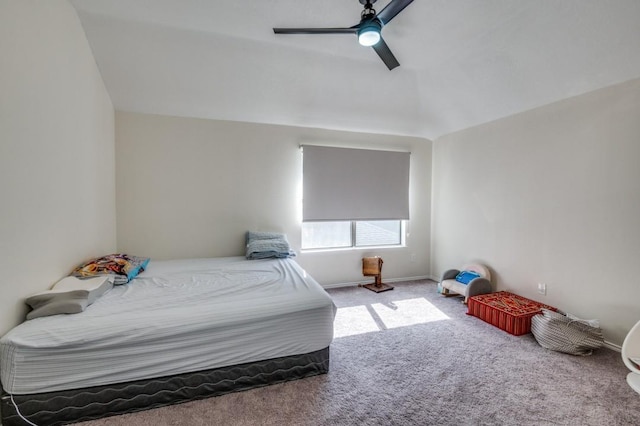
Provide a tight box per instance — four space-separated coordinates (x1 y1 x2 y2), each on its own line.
360 0 378 21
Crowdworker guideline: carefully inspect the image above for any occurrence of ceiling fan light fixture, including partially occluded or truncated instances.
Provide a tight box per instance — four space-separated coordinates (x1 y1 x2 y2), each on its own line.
358 22 381 46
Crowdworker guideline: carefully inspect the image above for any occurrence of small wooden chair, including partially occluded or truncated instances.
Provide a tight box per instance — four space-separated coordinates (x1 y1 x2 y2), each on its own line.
362 257 393 293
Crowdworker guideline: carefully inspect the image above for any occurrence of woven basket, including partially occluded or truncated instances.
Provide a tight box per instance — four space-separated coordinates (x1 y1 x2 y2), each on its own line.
531 309 604 356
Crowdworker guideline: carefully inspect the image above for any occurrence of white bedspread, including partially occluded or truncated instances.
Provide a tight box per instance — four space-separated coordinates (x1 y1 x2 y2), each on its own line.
1 257 336 395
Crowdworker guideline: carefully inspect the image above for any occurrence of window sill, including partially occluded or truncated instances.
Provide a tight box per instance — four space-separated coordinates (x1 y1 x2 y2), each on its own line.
301 245 406 254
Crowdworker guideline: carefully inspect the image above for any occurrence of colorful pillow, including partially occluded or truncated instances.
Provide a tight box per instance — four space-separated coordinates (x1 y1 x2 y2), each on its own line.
455 270 481 285
70 254 150 285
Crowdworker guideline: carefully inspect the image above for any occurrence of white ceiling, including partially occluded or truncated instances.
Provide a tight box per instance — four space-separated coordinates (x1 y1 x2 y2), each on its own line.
69 0 640 140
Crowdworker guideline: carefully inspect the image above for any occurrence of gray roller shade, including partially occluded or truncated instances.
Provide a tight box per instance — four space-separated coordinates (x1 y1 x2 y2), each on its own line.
302 145 410 221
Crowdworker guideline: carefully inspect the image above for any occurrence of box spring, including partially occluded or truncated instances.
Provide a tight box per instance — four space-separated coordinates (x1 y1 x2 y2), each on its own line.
1 347 329 426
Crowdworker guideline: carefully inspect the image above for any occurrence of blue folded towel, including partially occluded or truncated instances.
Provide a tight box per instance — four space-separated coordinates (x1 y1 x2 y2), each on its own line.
455 270 481 285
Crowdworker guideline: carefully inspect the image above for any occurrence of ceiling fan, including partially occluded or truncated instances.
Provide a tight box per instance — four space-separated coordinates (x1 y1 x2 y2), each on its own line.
273 0 414 71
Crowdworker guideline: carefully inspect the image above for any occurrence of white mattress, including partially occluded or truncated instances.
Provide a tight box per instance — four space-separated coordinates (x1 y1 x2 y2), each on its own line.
0 257 336 395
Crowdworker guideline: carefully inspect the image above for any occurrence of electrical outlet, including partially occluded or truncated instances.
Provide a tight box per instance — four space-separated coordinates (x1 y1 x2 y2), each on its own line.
537 282 546 295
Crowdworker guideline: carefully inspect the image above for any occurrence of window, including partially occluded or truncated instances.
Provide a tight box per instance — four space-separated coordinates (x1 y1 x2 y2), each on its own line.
355 220 402 246
302 220 403 250
301 145 410 251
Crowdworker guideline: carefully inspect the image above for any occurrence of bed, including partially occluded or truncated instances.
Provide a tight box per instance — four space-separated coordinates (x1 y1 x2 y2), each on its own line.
0 256 336 425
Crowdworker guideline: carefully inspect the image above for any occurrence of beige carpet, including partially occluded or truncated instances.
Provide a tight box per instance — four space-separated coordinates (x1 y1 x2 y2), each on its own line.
78 280 640 425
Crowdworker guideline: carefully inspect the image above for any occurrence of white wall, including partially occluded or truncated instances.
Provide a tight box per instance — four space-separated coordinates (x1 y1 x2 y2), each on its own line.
116 111 432 285
0 0 116 335
432 78 640 346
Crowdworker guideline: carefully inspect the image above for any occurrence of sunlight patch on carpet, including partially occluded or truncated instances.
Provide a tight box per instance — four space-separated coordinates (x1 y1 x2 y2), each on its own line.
334 305 381 337
372 298 450 329
334 298 450 338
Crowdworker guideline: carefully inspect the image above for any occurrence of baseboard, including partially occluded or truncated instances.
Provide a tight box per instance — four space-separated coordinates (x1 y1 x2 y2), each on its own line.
322 275 433 289
603 340 621 352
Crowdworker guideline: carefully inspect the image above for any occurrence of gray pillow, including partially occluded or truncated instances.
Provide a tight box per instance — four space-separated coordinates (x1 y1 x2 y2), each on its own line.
25 276 113 320
26 292 90 320
245 231 295 259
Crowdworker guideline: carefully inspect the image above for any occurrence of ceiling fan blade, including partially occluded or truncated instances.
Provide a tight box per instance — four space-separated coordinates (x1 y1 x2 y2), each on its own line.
372 37 400 70
273 27 357 35
376 0 414 26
